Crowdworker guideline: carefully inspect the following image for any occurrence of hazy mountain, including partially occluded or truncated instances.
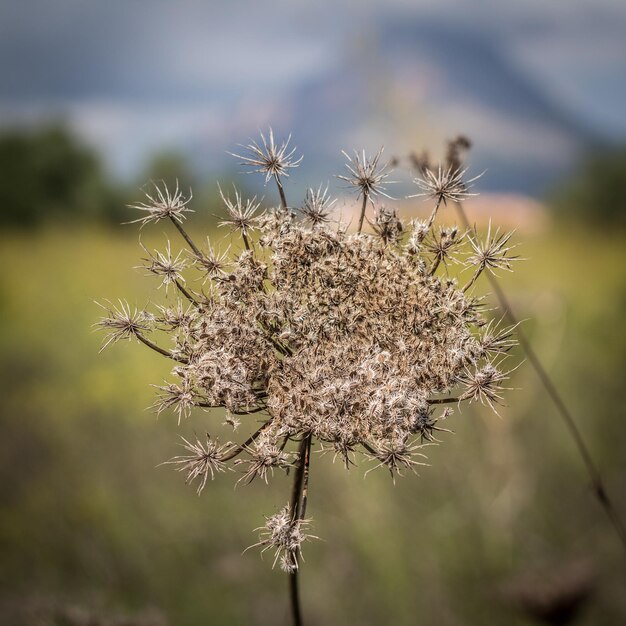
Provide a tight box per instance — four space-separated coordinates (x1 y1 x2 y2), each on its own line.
1 2 622 196
250 18 604 196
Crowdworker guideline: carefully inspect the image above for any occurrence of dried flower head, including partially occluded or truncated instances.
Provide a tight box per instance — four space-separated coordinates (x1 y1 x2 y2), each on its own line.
163 434 229 494
153 379 197 423
467 220 520 275
98 133 520 577
445 135 472 172
194 240 230 279
372 206 403 245
424 225 465 272
478 318 519 358
248 505 315 572
412 408 453 443
218 184 263 237
95 300 151 351
139 240 187 291
155 301 197 334
406 218 431 255
365 440 429 482
128 180 193 226
235 432 293 484
337 148 395 200
459 361 514 413
231 128 303 184
410 165 481 205
301 185 336 227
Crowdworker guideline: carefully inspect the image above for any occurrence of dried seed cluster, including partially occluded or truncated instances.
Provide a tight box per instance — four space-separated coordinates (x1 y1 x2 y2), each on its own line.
97 130 519 572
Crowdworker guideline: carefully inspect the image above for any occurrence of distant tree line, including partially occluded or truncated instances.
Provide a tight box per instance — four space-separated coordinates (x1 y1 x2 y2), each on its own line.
550 147 626 227
0 124 121 226
0 123 230 228
1 123 624 228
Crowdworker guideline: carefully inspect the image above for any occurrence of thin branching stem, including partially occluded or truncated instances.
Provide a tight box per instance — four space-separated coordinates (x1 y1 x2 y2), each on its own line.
357 191 369 234
195 402 268 416
361 441 376 456
174 279 199 306
169 215 205 260
426 196 443 231
430 257 442 276
452 199 626 552
221 420 274 462
428 397 460 405
242 232 251 251
274 173 288 211
462 265 482 293
136 332 188 364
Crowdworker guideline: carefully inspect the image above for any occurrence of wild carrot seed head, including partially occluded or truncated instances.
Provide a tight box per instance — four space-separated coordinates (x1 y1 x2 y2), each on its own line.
97 131 520 569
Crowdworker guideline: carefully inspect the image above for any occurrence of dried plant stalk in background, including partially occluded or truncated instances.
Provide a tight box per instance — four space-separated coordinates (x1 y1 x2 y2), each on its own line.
96 130 519 625
404 136 626 555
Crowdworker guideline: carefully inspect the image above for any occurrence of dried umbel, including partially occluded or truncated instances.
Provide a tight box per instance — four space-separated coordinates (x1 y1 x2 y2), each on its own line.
96 130 519 579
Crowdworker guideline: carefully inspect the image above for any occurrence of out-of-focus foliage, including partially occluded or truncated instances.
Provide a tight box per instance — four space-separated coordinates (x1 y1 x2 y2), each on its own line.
0 125 243 230
139 151 197 197
0 124 122 227
0 221 625 625
550 147 626 227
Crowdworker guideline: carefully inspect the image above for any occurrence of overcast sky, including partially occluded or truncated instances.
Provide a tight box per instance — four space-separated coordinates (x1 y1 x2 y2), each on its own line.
1 0 625 179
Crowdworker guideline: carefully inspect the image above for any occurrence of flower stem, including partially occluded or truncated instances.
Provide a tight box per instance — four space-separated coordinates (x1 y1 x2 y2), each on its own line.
426 196 443 231
428 397 459 405
288 565 302 626
174 279 199 306
275 173 288 211
288 434 312 626
220 421 273 462
136 332 188 363
430 256 442 275
453 199 626 552
170 216 204 259
357 192 369 233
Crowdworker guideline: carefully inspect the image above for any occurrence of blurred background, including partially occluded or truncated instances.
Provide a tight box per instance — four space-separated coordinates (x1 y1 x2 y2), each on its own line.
1 1 625 624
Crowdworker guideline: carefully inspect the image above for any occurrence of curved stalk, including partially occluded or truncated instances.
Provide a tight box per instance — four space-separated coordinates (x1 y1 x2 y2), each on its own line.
452 198 626 552
174 279 200 306
136 332 188 364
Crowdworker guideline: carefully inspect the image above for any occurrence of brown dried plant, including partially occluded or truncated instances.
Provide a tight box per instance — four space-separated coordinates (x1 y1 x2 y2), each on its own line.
406 136 626 556
96 130 520 625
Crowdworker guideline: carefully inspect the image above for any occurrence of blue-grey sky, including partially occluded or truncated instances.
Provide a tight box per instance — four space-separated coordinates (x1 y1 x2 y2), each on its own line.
1 0 625 191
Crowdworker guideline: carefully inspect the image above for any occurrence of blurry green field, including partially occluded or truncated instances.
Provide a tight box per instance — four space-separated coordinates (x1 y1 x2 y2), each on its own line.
0 223 625 625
